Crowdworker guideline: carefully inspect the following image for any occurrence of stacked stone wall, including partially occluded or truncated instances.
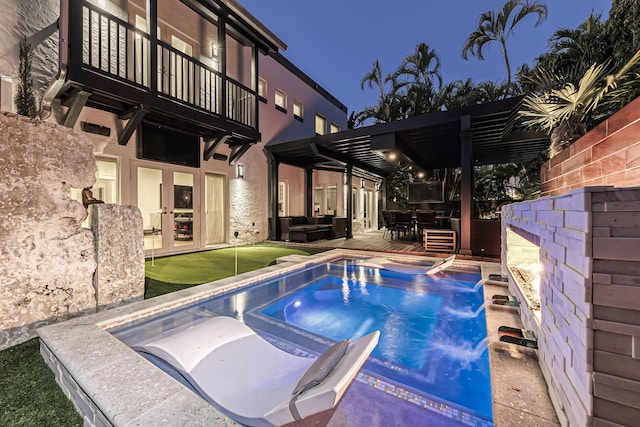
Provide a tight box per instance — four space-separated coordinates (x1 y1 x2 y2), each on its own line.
502 186 640 426
590 188 640 426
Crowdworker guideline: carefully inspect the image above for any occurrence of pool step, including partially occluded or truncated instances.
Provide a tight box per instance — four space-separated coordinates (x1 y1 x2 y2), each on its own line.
498 326 538 349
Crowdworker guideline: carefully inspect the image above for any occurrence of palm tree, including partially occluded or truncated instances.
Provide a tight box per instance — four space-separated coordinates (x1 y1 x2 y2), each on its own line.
462 0 548 96
519 49 640 157
393 43 443 116
359 60 397 124
536 12 610 75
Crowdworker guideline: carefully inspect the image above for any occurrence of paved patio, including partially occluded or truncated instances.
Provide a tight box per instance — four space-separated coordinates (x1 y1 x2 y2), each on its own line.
271 229 501 262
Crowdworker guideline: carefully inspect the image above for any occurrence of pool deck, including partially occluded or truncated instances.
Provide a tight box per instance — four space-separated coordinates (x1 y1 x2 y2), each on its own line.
38 249 559 426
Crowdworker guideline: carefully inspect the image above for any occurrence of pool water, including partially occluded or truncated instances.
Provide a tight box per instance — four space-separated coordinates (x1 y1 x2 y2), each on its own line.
112 258 492 425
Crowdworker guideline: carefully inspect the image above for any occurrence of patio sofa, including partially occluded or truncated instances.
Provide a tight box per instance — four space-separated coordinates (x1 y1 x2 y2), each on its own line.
280 215 346 242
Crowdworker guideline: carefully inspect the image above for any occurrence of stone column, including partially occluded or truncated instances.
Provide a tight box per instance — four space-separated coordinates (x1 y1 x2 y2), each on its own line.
90 204 145 309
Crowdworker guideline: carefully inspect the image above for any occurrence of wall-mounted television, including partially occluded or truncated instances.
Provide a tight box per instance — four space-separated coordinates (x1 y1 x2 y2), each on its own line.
408 181 445 203
174 185 193 209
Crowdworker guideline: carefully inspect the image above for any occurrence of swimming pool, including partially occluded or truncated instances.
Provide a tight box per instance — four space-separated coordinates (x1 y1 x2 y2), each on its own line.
111 257 492 426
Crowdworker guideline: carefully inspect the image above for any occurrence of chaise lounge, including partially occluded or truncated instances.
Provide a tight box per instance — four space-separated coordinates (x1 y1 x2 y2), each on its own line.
134 316 379 427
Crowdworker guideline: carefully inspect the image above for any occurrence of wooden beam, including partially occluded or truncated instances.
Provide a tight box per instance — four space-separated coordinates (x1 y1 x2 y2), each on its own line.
62 89 91 128
203 133 231 160
228 143 252 165
118 105 148 145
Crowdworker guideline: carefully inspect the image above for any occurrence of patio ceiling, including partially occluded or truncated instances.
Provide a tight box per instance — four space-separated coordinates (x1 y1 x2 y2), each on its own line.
264 96 550 179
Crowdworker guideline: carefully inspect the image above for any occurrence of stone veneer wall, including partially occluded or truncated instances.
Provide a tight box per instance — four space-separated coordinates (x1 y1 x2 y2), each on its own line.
0 112 145 349
501 186 640 426
541 96 640 197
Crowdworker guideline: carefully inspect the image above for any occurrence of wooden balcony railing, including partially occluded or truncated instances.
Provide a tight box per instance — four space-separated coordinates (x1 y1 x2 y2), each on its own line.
77 1 256 129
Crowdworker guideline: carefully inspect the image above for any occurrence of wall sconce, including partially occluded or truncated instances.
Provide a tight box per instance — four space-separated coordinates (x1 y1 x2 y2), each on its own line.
237 164 244 179
361 179 365 188
211 43 219 59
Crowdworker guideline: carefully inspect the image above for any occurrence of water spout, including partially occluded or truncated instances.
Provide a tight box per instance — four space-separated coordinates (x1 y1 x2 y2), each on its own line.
473 278 487 291
444 300 492 318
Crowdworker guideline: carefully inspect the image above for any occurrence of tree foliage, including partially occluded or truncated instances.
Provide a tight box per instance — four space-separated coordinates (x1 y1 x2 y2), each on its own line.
461 0 548 95
15 38 37 118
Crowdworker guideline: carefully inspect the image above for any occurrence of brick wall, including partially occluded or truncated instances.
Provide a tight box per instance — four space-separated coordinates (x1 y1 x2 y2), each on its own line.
541 97 640 197
501 187 640 426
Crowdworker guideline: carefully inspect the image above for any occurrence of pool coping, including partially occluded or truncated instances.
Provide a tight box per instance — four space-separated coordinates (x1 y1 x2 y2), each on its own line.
37 249 558 426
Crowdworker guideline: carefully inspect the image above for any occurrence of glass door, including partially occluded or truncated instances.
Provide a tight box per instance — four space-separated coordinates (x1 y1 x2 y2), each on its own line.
134 162 198 255
364 189 374 230
205 173 226 245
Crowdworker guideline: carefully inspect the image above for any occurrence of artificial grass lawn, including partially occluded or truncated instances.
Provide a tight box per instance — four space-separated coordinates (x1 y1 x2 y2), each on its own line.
0 338 82 427
145 243 328 298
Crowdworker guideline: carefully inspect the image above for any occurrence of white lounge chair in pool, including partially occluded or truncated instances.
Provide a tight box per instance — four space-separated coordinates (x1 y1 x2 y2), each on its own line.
133 316 379 427
359 255 455 275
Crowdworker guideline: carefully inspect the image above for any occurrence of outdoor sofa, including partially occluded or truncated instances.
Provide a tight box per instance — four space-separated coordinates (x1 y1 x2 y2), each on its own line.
280 215 346 242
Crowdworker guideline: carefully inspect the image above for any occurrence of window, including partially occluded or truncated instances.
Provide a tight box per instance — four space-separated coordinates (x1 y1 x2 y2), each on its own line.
330 122 340 134
293 101 303 121
315 114 326 135
258 78 267 100
274 89 286 112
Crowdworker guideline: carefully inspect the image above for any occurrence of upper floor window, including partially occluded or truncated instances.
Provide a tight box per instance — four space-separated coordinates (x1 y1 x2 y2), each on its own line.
293 101 303 121
315 113 326 135
258 78 267 100
330 122 340 134
275 89 287 113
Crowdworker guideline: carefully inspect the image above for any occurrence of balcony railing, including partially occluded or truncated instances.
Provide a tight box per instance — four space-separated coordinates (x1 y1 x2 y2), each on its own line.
78 1 256 129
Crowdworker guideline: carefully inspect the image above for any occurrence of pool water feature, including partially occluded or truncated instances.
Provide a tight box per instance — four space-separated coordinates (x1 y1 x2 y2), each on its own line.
112 257 492 425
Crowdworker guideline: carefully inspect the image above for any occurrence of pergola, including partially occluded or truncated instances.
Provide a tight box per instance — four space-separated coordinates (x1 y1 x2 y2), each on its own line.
264 96 549 255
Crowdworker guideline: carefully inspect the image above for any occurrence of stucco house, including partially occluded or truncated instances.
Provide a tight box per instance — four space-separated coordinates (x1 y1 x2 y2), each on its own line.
0 0 352 258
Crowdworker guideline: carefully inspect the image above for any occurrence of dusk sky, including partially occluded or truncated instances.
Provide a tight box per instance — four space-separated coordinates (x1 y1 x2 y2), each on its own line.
241 0 613 114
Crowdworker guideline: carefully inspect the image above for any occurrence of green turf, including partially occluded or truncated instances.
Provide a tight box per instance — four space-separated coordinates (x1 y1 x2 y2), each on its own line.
144 243 327 298
0 338 82 427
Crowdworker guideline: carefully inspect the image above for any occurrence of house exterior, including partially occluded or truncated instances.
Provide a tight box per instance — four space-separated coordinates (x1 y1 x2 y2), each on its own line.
0 0 350 257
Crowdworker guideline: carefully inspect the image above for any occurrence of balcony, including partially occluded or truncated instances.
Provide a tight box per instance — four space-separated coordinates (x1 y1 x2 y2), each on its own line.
56 0 260 144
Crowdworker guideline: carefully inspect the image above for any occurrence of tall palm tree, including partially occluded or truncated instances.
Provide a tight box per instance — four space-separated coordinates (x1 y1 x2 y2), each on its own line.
393 43 443 116
359 60 397 124
462 0 548 96
519 49 640 157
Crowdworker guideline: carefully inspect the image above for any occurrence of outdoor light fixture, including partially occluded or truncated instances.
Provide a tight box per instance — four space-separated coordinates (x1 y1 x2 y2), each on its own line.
211 43 219 59
388 152 397 161
237 164 244 179
361 179 365 188
417 171 425 179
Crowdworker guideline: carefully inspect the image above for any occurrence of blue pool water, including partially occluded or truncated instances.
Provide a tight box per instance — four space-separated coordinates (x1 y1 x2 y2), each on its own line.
112 258 492 425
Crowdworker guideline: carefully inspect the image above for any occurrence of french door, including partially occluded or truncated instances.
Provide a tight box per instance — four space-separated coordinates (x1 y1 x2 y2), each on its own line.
132 161 199 255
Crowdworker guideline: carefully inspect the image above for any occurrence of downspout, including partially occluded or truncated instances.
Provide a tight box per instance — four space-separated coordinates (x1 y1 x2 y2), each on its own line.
41 0 70 119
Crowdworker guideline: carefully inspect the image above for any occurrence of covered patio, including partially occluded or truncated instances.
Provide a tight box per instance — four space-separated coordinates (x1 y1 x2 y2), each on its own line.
264 96 549 256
